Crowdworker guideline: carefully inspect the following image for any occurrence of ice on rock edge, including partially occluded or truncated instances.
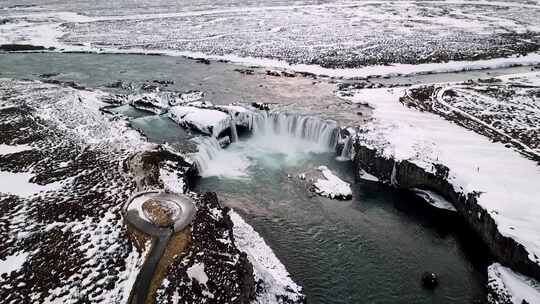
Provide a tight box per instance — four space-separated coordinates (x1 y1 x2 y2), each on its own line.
313 166 352 200
412 188 457 212
357 169 379 182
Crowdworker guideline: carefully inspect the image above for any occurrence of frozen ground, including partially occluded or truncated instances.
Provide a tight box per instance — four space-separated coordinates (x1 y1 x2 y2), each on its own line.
0 79 149 303
399 72 540 161
346 84 540 287
1 0 540 70
488 263 540 304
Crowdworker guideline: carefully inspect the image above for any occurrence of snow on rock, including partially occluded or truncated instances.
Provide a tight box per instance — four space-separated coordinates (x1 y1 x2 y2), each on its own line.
0 252 29 276
347 87 540 266
160 165 186 194
412 188 457 212
0 144 32 155
216 104 254 128
13 81 149 150
129 92 172 114
229 210 305 303
123 90 205 113
313 166 352 200
488 263 540 304
0 79 149 303
175 91 204 105
169 106 231 137
0 171 65 198
186 263 209 285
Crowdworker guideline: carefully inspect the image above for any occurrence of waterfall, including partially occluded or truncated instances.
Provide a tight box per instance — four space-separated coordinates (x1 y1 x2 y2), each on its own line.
390 162 398 186
192 110 340 177
249 112 338 149
192 136 222 174
230 118 239 143
336 135 352 161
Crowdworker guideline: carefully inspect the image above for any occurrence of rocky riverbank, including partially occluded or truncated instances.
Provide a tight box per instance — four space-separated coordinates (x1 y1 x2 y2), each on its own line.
124 148 257 304
0 78 304 304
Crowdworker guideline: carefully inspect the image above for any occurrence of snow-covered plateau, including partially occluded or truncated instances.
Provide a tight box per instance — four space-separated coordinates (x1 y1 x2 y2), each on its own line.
2 0 540 77
344 72 540 298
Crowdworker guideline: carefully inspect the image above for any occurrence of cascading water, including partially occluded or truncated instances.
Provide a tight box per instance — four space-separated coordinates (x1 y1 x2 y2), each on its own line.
192 136 222 174
336 135 353 161
192 111 339 178
250 112 338 149
230 118 239 143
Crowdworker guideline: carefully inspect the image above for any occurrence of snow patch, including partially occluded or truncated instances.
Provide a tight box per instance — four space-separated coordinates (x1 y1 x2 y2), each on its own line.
229 210 304 303
0 144 32 155
0 251 29 275
160 167 185 194
488 263 540 304
313 166 352 200
0 171 65 197
186 263 209 285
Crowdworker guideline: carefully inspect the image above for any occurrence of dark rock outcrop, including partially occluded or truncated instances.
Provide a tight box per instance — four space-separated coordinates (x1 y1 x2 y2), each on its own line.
0 44 48 52
155 192 256 304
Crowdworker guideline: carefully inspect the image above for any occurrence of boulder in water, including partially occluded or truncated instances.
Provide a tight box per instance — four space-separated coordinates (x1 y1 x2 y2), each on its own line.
421 272 438 289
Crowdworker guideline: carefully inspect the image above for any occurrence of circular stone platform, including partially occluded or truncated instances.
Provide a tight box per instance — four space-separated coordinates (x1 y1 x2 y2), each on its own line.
123 191 196 235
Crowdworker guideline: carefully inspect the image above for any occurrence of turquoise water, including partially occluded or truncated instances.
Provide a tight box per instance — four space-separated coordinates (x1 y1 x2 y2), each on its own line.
195 143 490 304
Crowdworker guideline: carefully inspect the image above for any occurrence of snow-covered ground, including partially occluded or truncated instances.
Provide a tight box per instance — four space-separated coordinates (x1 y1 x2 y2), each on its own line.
2 1 540 77
0 79 149 303
427 73 540 157
312 165 352 200
0 144 32 155
488 263 540 304
347 85 540 273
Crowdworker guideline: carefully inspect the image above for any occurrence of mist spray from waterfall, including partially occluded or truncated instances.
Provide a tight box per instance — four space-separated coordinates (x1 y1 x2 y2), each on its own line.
193 111 339 178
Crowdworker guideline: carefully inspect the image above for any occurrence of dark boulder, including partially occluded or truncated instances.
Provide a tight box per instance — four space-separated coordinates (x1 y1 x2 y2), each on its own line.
421 272 438 289
0 44 48 51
